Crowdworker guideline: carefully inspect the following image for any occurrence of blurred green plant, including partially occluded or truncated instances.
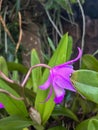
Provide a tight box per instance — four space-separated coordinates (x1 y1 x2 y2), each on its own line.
0 34 74 129
0 33 98 130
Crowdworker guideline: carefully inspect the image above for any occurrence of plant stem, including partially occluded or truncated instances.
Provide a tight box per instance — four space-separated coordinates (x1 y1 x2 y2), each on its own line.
21 64 51 87
77 0 85 67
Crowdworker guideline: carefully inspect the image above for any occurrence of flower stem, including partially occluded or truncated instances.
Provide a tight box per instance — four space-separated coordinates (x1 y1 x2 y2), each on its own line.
77 0 85 67
21 64 51 87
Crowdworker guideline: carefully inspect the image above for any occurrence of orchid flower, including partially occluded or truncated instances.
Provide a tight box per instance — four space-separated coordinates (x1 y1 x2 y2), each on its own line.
0 103 4 109
39 47 82 104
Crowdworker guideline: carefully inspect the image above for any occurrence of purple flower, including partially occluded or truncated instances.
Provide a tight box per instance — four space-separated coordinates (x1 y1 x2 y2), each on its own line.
39 47 82 104
0 103 4 109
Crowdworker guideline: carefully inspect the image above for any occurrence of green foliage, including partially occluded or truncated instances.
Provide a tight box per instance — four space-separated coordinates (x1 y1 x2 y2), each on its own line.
7 62 28 74
0 115 33 130
0 56 8 76
12 58 19 82
45 0 85 14
81 54 98 71
0 79 28 117
31 49 42 93
55 0 73 14
35 33 72 124
0 57 27 116
75 116 98 130
70 0 85 3
52 105 79 121
1 33 98 129
47 37 55 52
72 70 98 104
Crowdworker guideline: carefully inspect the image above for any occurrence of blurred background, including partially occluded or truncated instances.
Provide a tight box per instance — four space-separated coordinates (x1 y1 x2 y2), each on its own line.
0 0 98 66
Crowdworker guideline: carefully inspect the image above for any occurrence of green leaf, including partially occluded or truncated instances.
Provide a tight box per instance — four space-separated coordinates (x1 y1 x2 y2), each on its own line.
12 58 19 82
7 62 28 74
75 116 98 130
0 79 28 116
66 36 73 61
48 126 67 130
35 33 73 124
52 105 79 121
81 54 98 72
1 78 35 103
0 75 36 105
0 56 8 76
71 70 98 104
31 49 42 93
0 115 32 130
7 61 33 90
0 115 44 130
47 37 55 52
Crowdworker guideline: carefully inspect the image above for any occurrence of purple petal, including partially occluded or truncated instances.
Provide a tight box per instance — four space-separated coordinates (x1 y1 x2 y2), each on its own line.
55 47 82 67
53 75 76 92
39 75 51 90
65 47 82 65
53 84 65 104
54 94 65 104
53 65 74 78
0 103 4 109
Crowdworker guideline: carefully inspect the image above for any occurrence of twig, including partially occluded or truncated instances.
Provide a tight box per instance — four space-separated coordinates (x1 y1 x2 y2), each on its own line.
0 71 14 83
0 88 23 100
60 15 77 26
15 12 22 53
45 9 62 38
24 0 30 8
0 15 16 44
77 0 85 67
59 19 63 35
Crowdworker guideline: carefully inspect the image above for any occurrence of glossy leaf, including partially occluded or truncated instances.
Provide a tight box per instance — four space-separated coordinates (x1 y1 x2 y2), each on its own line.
52 105 79 121
0 79 28 116
35 33 73 124
0 78 35 103
0 115 44 130
7 62 28 74
81 54 98 71
0 115 32 130
31 49 42 92
71 70 98 104
75 116 98 130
